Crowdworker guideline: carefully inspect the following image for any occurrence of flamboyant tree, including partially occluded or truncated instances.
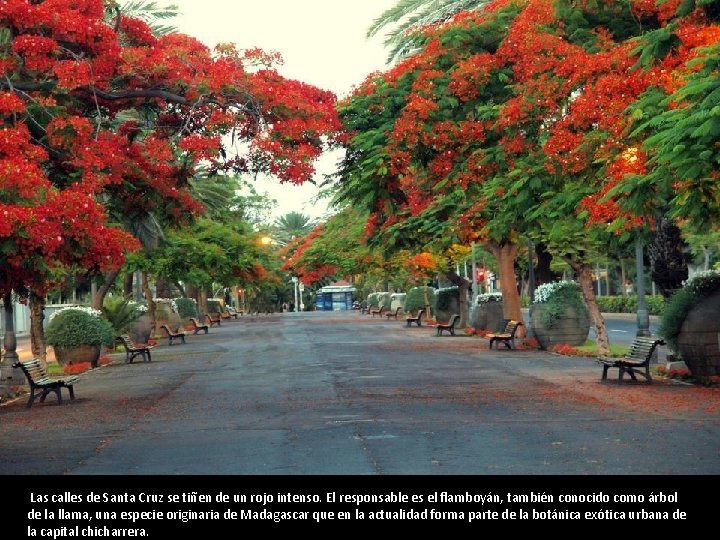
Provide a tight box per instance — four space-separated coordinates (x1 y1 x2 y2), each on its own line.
336 0 720 354
0 0 340 368
280 207 377 288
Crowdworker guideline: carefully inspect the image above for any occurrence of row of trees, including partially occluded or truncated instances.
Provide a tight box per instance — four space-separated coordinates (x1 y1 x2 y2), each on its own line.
282 0 720 356
0 0 340 375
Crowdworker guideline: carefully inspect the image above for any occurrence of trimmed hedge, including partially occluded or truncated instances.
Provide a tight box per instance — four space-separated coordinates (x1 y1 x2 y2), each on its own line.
174 297 199 319
207 299 223 314
366 292 390 309
405 286 436 312
595 295 665 316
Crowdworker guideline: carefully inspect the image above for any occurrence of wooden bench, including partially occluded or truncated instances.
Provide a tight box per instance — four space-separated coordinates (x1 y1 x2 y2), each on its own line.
385 306 402 320
225 307 240 319
487 320 523 349
13 359 79 408
436 314 461 336
405 309 425 327
206 312 222 327
189 317 209 334
597 336 665 383
160 324 186 346
370 305 386 318
117 334 154 363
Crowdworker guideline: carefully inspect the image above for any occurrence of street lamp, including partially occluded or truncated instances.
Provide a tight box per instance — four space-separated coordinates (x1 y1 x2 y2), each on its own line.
635 238 651 337
291 276 299 312
299 282 305 311
527 239 536 338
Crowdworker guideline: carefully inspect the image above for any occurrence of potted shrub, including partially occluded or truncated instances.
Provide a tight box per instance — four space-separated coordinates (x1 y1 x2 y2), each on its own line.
175 297 200 329
434 286 460 324
45 307 115 368
470 292 504 332
530 281 590 350
102 297 148 336
659 269 720 381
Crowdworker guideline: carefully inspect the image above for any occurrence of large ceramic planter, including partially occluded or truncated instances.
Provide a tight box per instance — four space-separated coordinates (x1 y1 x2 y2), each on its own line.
129 314 152 344
390 293 406 313
54 344 102 368
530 303 590 350
676 288 720 379
435 297 460 325
471 301 505 332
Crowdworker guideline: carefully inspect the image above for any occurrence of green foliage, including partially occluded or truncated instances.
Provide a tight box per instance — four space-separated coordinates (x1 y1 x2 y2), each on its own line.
366 292 381 308
405 286 436 312
532 281 589 329
45 307 115 347
366 292 391 309
659 270 720 351
174 297 198 319
435 286 459 311
625 42 720 231
150 218 264 289
594 295 665 316
101 297 148 335
207 299 223 314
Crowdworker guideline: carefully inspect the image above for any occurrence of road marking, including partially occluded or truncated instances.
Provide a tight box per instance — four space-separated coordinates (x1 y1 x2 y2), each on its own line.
354 434 397 440
610 329 629 333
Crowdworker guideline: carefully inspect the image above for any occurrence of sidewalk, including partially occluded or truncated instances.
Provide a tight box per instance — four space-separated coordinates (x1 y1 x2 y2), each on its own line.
0 310 718 476
10 333 56 362
8 311 660 361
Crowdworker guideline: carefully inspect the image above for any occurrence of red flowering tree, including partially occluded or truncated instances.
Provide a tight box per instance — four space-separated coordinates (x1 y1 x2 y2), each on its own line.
0 0 340 370
336 0 720 354
281 209 371 287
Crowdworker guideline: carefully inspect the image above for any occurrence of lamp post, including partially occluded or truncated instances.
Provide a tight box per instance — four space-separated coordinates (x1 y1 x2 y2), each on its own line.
470 242 479 303
527 239 536 338
635 237 651 337
299 282 305 312
1 292 21 393
291 276 299 312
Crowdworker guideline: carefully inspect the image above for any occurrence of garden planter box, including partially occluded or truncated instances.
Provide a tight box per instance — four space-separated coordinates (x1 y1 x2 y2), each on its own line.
676 288 720 378
530 303 590 349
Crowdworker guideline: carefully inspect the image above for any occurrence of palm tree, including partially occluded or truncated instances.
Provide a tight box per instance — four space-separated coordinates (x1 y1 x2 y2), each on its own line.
368 0 489 63
272 212 316 245
106 1 180 36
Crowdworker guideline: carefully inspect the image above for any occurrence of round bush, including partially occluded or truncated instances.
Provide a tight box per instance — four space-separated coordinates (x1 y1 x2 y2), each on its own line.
405 286 436 312
45 307 115 347
174 297 199 319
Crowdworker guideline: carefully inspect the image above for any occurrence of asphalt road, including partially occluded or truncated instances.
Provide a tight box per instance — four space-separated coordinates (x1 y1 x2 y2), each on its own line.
1 310 718 475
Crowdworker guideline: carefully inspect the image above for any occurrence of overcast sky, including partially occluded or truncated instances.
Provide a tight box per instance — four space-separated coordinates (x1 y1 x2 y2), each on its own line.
170 0 397 221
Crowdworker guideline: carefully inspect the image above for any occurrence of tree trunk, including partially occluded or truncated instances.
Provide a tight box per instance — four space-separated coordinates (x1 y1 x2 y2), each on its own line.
443 270 470 328
535 243 555 285
423 286 431 320
567 259 610 356
29 292 47 367
93 267 121 310
141 272 157 339
123 272 134 300
487 241 525 336
620 259 627 297
198 288 209 316
155 277 176 299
